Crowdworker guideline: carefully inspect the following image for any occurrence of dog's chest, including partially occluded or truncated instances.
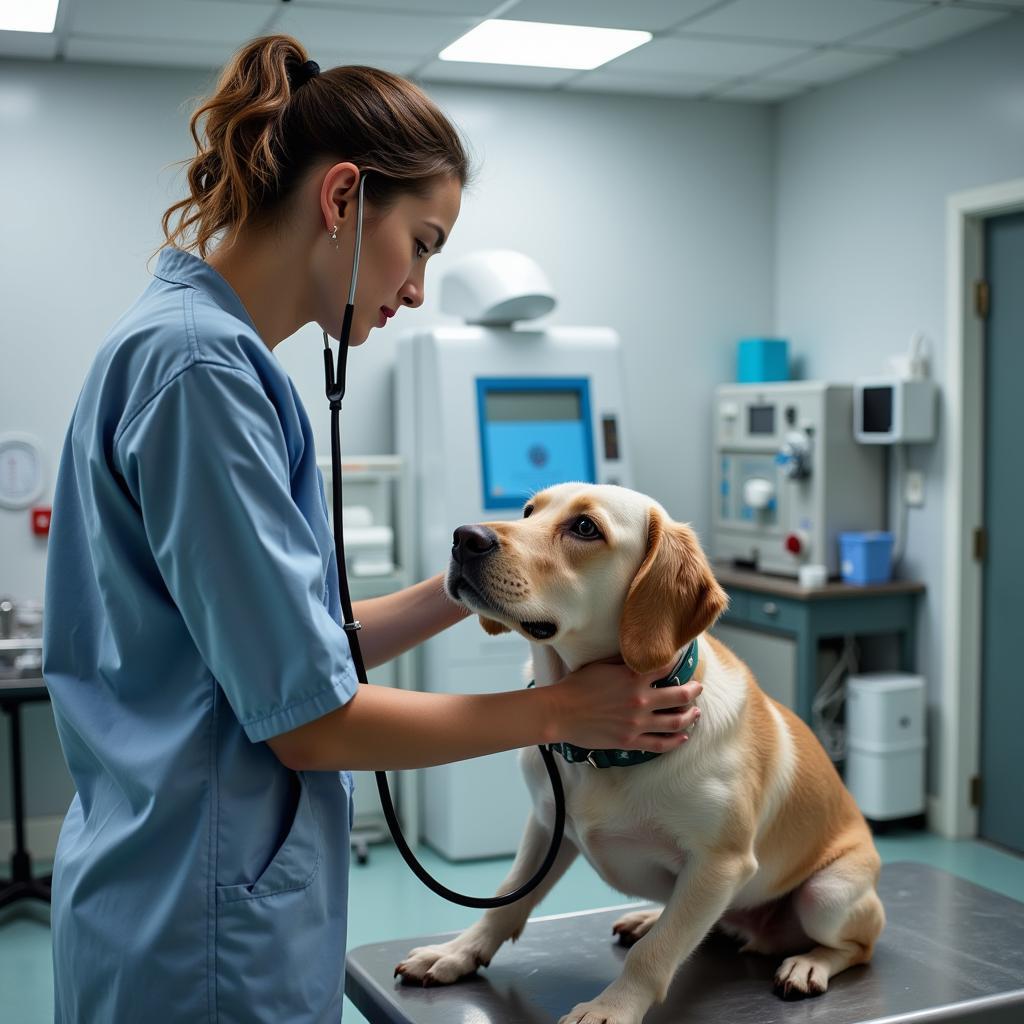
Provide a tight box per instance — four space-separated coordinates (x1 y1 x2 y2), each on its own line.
520 748 704 904
580 824 687 904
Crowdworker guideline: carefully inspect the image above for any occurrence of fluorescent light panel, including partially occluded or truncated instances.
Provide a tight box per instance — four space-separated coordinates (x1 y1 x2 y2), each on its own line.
0 0 59 33
440 19 651 71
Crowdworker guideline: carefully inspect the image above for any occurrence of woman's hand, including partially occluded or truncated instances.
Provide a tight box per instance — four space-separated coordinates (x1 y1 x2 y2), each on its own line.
548 657 702 752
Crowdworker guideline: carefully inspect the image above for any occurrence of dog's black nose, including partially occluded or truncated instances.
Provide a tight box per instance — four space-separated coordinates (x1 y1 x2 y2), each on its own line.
452 525 499 564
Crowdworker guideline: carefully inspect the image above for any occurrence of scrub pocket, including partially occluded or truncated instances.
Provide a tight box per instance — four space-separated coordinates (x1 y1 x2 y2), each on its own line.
214 772 347 1023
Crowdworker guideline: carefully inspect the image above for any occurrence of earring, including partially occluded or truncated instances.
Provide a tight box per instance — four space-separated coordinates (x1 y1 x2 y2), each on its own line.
329 224 338 247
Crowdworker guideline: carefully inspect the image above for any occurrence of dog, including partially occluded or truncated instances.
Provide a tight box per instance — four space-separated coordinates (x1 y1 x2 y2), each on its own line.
396 482 884 1024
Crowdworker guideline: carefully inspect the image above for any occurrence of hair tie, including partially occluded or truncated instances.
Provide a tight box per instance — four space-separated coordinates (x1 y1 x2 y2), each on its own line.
290 59 320 89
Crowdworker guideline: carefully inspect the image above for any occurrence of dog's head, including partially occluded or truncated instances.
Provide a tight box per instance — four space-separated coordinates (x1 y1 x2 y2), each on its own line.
445 483 728 672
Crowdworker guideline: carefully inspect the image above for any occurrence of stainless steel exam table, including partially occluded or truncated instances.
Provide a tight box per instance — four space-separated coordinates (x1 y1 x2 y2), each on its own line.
346 862 1024 1023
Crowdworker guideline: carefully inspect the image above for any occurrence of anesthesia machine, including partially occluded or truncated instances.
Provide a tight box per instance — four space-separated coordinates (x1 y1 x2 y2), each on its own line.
712 381 886 578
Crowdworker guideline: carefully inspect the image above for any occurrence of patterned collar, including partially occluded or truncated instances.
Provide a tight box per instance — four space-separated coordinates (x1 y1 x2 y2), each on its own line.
529 638 699 769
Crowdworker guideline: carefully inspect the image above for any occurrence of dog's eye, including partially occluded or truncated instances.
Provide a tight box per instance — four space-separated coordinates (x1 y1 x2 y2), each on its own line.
571 515 601 540
523 504 534 519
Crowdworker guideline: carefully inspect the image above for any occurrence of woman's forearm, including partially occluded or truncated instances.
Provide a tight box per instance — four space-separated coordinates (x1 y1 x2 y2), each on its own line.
272 683 561 772
350 572 470 669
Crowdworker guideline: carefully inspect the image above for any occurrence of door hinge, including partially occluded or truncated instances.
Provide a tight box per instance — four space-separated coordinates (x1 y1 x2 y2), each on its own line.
970 775 982 808
975 279 990 319
973 527 987 562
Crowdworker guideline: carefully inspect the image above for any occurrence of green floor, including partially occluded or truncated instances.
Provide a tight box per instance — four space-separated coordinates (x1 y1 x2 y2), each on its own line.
4 831 1023 1024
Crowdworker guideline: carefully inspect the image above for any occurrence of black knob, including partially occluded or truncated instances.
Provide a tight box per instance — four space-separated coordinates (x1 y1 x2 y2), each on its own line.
452 525 499 564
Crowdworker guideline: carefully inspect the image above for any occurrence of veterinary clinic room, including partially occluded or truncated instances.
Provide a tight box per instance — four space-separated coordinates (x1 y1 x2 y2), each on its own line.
3 0 1024 1021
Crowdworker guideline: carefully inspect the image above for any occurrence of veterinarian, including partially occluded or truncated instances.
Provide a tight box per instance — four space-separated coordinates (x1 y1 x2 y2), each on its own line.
41 35 702 1024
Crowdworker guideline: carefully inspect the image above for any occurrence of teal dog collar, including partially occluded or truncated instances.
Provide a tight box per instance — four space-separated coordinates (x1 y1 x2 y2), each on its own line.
528 638 699 769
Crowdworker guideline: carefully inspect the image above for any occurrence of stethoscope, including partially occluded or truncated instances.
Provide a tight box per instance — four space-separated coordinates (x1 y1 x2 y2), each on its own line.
321 172 565 908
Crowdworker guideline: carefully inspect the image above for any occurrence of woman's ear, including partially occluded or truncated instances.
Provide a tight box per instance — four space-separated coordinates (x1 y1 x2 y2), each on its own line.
619 507 729 673
319 161 361 232
479 615 510 636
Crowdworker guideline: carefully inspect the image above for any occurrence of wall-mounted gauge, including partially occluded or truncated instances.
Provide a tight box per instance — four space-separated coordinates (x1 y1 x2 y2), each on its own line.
0 434 46 510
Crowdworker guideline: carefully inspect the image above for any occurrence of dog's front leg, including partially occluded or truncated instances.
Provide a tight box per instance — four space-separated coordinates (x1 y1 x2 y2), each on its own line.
559 849 757 1024
396 811 579 986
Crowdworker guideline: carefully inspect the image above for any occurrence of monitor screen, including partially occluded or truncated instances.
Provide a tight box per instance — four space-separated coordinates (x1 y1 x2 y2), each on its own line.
477 379 595 509
862 386 894 434
748 404 776 435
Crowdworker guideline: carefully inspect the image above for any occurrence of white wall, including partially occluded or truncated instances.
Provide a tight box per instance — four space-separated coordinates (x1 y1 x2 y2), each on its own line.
775 15 1024 810
0 57 775 824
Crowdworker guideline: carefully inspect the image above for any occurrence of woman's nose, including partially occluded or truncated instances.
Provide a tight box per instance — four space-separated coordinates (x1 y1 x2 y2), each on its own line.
400 283 423 309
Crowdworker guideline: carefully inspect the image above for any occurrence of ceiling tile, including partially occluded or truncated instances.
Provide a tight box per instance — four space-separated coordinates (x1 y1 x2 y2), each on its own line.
0 29 60 60
68 0 274 44
680 0 917 45
567 67 727 96
275 6 474 58
607 35 808 77
291 0 498 14
503 0 723 33
64 36 238 68
848 5 1007 50
711 79 810 102
760 47 895 84
418 59 579 88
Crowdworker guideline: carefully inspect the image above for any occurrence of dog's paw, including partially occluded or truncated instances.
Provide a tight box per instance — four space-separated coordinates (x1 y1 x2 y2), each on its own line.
773 955 829 1000
558 996 646 1024
611 908 662 947
394 938 491 987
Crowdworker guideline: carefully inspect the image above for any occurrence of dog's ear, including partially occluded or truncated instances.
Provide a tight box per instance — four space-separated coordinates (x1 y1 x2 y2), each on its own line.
479 615 511 636
619 507 729 673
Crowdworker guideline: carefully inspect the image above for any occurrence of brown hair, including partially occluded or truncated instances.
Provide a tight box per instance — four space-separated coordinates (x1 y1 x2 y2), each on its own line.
162 35 471 257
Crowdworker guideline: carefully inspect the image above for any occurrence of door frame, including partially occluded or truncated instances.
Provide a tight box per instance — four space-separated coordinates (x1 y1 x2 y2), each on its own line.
940 178 1024 837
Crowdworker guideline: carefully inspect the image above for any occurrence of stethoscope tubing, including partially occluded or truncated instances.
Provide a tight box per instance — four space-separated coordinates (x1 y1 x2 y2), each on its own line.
322 173 565 908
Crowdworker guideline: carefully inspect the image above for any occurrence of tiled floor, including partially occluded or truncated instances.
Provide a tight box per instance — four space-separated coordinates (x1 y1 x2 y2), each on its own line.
4 831 1023 1024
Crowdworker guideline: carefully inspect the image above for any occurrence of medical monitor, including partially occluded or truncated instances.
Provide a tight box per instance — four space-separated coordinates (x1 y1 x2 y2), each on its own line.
476 378 595 509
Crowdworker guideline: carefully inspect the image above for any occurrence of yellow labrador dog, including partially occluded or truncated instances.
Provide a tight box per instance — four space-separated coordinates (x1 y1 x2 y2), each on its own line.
397 483 884 1024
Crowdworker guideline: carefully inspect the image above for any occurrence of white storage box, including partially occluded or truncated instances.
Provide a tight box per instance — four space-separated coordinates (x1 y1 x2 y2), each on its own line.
345 524 395 577
845 672 926 820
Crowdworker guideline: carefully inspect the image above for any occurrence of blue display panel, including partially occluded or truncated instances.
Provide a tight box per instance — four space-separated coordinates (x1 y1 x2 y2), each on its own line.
476 378 595 509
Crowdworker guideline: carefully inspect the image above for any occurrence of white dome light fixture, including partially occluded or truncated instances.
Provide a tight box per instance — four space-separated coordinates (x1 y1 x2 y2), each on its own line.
440 249 556 326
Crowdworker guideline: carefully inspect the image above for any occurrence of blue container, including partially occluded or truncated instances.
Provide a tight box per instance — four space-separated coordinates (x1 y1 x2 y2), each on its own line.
839 531 894 585
737 338 789 383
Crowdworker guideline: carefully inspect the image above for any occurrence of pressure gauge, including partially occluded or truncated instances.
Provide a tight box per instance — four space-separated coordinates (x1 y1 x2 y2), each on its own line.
775 430 813 481
0 434 46 510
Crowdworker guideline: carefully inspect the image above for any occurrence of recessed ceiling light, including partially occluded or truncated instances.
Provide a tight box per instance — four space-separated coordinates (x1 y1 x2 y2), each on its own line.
439 19 651 72
0 0 60 33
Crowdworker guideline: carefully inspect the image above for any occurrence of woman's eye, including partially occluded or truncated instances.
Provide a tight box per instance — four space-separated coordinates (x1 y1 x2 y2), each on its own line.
415 239 428 259
571 516 601 539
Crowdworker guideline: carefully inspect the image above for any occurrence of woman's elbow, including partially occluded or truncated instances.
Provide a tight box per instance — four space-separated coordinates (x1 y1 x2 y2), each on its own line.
265 704 349 771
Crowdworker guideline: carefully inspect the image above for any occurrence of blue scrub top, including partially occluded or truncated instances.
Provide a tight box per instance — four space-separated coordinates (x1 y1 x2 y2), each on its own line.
43 248 360 1022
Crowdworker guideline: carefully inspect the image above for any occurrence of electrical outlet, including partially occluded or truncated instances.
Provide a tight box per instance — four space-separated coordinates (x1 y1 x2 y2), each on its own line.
905 470 925 507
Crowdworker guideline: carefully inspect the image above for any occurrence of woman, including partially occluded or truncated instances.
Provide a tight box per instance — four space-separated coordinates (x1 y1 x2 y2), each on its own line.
42 35 701 1022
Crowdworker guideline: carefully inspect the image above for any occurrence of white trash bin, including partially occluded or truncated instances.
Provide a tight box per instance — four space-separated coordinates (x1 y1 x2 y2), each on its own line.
845 672 926 820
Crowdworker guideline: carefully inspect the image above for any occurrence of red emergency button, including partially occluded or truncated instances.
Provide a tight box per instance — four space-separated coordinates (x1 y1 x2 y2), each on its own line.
31 506 51 536
784 532 802 555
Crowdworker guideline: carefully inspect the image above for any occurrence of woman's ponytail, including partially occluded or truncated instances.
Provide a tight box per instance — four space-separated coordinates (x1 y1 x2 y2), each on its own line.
162 34 470 258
